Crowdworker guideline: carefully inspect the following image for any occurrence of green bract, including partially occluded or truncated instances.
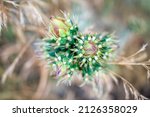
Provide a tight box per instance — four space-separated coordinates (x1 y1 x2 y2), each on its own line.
41 15 116 81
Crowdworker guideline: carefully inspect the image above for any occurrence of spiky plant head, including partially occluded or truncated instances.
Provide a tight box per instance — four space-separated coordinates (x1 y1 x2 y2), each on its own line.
38 14 117 82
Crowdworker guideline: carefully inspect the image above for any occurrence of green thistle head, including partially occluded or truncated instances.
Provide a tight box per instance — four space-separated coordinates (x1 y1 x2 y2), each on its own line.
39 15 116 82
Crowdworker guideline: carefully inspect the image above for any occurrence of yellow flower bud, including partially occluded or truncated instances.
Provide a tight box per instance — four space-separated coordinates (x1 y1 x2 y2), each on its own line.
49 16 71 37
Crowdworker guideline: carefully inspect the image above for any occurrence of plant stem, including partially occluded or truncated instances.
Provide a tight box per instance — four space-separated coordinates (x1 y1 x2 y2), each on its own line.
108 62 150 66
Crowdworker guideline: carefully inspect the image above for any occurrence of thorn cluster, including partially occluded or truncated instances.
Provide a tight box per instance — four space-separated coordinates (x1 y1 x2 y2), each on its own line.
40 15 117 81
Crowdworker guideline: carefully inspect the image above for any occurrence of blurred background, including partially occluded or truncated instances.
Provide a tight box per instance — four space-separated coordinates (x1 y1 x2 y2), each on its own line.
0 0 150 99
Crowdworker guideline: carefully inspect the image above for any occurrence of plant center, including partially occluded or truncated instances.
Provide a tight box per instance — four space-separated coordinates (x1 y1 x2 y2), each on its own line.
83 41 98 56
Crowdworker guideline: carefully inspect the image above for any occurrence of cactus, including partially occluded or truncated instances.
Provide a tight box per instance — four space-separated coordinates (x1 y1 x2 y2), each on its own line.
39 15 117 82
